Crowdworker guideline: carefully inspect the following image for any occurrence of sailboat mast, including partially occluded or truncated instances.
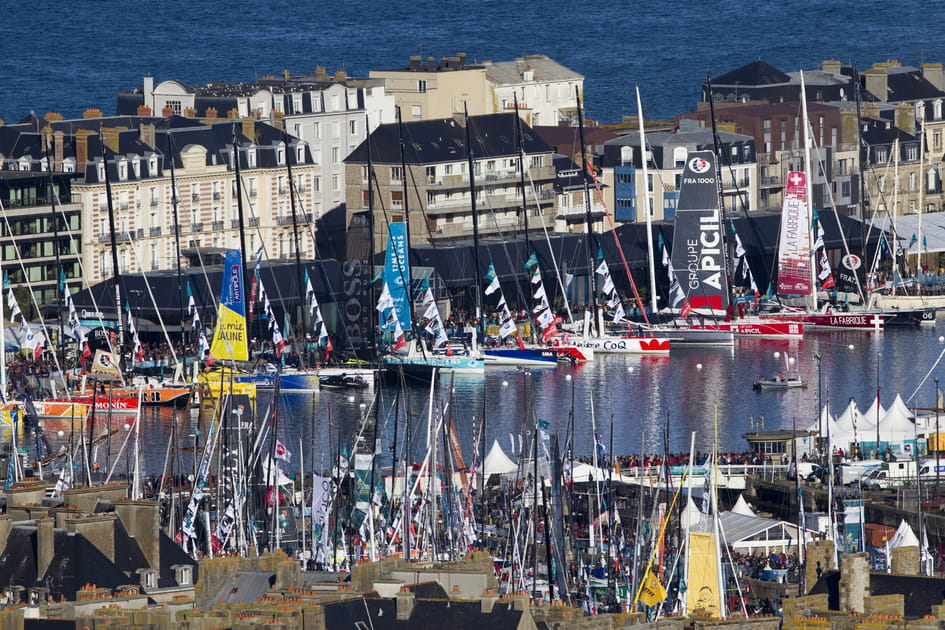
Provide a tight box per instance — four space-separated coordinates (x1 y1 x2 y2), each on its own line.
576 89 600 327
635 86 658 314
366 114 377 354
165 131 187 350
284 130 307 334
800 71 818 311
101 138 124 348
232 123 250 345
465 103 483 325
917 117 926 283
396 108 416 329
513 94 532 257
42 132 66 361
705 75 737 318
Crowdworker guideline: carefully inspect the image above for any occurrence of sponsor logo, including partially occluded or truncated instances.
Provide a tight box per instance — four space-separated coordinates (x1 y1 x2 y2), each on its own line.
688 157 711 174
842 254 862 270
229 264 242 302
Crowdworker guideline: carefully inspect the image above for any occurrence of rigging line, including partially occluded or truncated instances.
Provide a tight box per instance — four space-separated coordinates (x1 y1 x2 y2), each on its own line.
122 232 181 367
0 196 71 392
907 344 945 403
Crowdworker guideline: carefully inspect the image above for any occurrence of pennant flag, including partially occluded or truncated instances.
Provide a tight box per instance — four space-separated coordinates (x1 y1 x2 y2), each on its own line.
638 569 667 607
530 267 542 285
923 235 929 252
611 302 626 324
127 301 144 363
376 282 394 313
524 252 539 270
6 289 21 322
484 262 501 296
186 281 196 317
910 233 918 249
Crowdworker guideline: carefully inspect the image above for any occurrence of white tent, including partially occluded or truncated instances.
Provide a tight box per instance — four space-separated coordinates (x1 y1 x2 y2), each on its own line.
833 398 862 448
680 496 704 530
878 397 918 446
799 404 841 456
570 462 637 485
887 393 916 420
861 395 887 430
888 519 919 549
482 439 518 475
731 494 756 516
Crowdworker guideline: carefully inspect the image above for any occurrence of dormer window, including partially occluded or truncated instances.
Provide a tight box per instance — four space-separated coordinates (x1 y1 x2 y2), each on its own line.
935 99 944 121
297 145 305 163
277 147 285 165
131 158 140 178
62 157 75 173
247 147 256 168
98 161 105 182
40 157 48 172
149 156 158 174
19 157 30 171
118 160 128 180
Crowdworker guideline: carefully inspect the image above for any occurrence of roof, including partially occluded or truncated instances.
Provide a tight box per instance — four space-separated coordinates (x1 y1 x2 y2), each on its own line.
604 126 752 149
532 124 618 155
201 569 274 609
345 113 551 165
712 60 792 87
873 211 945 254
484 55 583 85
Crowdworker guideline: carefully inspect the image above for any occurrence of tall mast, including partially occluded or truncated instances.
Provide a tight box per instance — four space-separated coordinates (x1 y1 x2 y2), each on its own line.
705 74 736 318
635 86 658 314
42 130 65 361
101 133 124 349
366 114 377 355
800 71 818 311
465 103 483 325
513 93 532 257
576 88 599 328
165 131 187 352
284 129 307 335
396 107 416 332
232 123 250 349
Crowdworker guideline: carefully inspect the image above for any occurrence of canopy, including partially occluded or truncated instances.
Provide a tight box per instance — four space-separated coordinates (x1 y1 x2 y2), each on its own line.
680 496 704 530
862 396 887 429
833 398 861 447
481 439 517 475
878 394 917 442
704 511 812 555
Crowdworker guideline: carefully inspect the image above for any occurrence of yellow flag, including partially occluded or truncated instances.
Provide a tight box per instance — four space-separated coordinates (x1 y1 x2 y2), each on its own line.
638 568 667 607
90 350 121 376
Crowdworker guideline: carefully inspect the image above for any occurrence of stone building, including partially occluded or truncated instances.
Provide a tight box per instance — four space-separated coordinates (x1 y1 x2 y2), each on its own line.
0 112 318 289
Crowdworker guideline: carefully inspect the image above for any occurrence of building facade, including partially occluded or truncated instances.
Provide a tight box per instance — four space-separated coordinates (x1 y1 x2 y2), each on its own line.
484 54 584 126
120 70 396 220
344 113 557 252
0 112 318 292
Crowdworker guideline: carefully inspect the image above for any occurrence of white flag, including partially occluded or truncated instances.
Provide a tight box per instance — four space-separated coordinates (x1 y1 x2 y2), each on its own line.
376 282 394 312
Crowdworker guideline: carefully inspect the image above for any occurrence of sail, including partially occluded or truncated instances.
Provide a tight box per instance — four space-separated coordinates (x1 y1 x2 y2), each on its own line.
776 171 813 295
685 531 723 617
210 249 248 361
382 221 411 332
670 151 729 312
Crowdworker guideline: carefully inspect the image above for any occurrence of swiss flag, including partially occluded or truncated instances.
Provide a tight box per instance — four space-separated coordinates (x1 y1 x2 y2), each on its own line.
393 334 407 352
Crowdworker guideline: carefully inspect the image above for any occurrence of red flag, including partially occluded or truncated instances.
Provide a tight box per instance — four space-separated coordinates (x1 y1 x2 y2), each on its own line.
265 486 283 506
33 343 42 362
446 345 453 356
324 337 333 363
393 334 407 352
80 341 92 363
678 300 693 318
540 323 559 343
248 275 258 322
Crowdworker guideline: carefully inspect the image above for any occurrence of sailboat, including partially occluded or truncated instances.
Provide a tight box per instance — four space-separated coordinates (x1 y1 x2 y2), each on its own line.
378 222 484 377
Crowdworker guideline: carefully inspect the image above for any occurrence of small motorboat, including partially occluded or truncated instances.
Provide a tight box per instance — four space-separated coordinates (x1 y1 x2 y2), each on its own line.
753 374 807 390
318 373 369 390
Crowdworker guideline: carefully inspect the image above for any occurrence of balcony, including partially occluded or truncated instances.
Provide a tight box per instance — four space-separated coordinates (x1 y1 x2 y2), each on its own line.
169 224 179 235
278 187 287 195
191 223 203 232
556 202 606 219
191 194 200 203
150 198 159 207
212 192 222 200
149 226 162 236
212 221 224 230
231 219 241 229
248 217 259 227
276 216 295 225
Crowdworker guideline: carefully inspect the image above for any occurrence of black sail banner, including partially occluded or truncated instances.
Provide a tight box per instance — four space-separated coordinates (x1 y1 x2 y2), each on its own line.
670 151 729 312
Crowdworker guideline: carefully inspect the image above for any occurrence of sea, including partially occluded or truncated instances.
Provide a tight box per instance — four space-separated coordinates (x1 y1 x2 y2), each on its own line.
2 2 945 474
0 1 940 124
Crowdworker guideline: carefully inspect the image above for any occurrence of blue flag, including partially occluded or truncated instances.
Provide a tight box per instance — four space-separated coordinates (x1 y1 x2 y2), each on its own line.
524 252 539 270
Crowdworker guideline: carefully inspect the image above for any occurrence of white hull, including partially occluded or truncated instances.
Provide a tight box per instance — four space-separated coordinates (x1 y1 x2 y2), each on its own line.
571 336 670 355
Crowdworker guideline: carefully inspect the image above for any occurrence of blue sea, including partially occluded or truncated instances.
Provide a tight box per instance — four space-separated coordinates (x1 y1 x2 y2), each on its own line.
0 1 940 125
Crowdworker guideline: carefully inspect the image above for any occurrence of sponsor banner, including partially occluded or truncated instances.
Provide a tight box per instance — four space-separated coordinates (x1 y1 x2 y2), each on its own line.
776 171 813 296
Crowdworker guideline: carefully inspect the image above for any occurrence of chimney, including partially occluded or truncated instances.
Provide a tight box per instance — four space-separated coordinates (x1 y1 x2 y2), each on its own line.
409 56 421 71
114 501 160 570
37 518 54 579
83 108 103 119
64 514 116 563
334 69 347 82
457 52 467 69
143 76 154 113
840 109 858 145
75 129 91 169
205 106 218 119
895 102 916 135
137 105 152 116
54 130 64 171
923 63 944 91
101 127 121 154
161 105 175 117
228 108 240 120
241 116 256 142
315 65 328 80
139 123 156 149
272 110 284 131
282 69 291 81
821 60 842 75
864 68 888 102
427 56 435 70
183 107 196 118
40 126 52 159
396 589 415 620
44 112 63 122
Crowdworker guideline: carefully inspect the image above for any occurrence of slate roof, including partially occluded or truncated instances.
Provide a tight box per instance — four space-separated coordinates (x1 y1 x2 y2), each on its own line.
345 113 551 165
201 569 274 609
532 124 618 155
484 55 583 84
712 60 792 87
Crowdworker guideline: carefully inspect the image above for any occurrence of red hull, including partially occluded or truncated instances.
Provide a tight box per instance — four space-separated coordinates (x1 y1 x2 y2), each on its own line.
762 312 885 331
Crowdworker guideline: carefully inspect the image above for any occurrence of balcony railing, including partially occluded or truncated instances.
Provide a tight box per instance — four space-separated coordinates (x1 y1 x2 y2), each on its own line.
191 194 200 202
191 223 203 232
212 221 225 230
231 219 241 229
150 198 159 206
150 226 161 236
212 192 222 200
248 217 259 227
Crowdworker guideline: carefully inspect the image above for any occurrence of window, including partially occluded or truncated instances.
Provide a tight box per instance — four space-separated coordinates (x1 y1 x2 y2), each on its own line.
673 147 687 168
427 191 436 206
165 100 182 115
935 132 942 150
444 164 453 175
276 147 284 165
426 166 436 183
531 156 542 169
411 105 422 120
332 174 339 191
313 176 320 192
331 147 339 162
349 120 357 135
313 122 321 139
247 147 256 168
906 144 919 161
418 80 427 93
391 166 403 183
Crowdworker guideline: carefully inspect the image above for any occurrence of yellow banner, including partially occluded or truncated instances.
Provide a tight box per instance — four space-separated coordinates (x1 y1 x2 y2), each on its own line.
638 569 666 607
686 532 722 617
90 350 121 375
210 304 248 361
